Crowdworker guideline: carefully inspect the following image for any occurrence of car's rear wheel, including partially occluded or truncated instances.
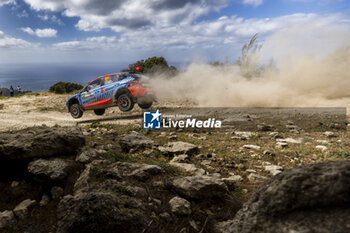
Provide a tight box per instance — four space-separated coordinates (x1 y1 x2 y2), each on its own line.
138 101 153 109
117 93 134 112
70 104 83 119
94 109 105 116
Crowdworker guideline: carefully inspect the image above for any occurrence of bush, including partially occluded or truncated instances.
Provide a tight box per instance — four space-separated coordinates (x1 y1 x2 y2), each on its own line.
49 82 83 94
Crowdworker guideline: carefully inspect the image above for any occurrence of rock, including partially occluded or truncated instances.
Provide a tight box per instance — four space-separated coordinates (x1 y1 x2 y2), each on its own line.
170 154 189 163
247 173 267 183
166 175 228 200
76 149 97 163
13 199 36 219
28 158 72 181
158 141 199 156
316 145 328 152
264 165 283 176
316 140 328 145
57 190 148 233
0 210 15 229
143 149 154 156
119 131 155 152
39 194 50 206
128 164 164 181
222 175 243 183
169 196 191 216
323 131 337 138
169 162 205 176
10 181 19 188
257 124 274 132
0 126 85 160
276 142 288 148
246 169 256 173
159 212 172 222
242 145 261 150
277 138 302 144
51 186 64 199
219 161 350 233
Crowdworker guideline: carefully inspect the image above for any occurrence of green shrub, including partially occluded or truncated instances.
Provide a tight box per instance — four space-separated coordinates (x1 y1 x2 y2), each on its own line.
49 82 83 94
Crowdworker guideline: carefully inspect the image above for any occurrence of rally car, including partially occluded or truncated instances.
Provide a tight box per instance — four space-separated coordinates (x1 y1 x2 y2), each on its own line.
66 72 154 118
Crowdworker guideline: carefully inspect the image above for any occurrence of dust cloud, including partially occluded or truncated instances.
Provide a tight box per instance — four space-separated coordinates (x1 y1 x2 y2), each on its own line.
151 23 350 108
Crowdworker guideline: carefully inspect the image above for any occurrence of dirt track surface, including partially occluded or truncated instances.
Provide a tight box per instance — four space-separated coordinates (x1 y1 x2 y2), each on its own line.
0 93 349 131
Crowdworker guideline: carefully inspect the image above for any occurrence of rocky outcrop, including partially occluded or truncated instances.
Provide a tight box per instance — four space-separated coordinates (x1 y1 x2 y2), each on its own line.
0 210 15 229
13 199 36 219
166 175 228 200
218 161 350 233
0 126 85 159
119 131 155 152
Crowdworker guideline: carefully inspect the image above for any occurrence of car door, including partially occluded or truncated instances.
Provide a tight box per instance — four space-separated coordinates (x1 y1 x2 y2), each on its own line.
80 78 103 109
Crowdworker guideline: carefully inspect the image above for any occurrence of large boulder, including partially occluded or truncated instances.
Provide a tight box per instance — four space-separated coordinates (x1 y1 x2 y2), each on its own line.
166 175 228 200
0 126 85 159
158 141 199 156
119 131 155 152
57 188 148 233
28 158 73 181
218 161 350 233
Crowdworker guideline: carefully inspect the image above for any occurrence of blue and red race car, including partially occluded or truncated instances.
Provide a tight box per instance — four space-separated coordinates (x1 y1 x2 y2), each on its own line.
66 72 154 118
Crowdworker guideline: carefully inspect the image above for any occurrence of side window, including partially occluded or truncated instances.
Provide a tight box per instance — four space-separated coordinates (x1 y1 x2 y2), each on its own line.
104 75 115 85
87 78 102 91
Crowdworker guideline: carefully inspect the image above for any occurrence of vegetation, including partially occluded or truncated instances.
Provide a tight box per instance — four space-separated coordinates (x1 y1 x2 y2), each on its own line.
49 82 83 94
122 56 178 77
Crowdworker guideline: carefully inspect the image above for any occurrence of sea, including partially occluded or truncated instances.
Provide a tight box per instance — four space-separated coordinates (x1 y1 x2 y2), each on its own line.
0 62 128 92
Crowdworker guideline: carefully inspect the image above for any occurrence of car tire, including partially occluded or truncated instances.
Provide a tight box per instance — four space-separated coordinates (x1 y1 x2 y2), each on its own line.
138 101 153 109
94 109 105 116
117 93 134 112
70 103 83 119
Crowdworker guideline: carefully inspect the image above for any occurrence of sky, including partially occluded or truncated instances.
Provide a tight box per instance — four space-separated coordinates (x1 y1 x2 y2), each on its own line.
0 0 349 65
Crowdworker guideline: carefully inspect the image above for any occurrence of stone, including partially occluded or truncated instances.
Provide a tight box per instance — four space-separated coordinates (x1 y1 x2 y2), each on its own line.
28 158 72 181
0 126 85 159
119 131 155 152
257 124 274 132
76 149 97 163
0 210 15 229
169 162 205 176
316 145 328 152
247 173 267 183
264 165 283 176
13 199 36 219
219 160 350 233
159 212 172 222
128 164 164 181
242 145 261 150
170 154 189 163
166 175 228 200
158 141 199 156
276 142 288 148
324 131 337 138
277 138 302 144
169 196 191 216
39 194 50 206
51 186 64 199
10 181 19 188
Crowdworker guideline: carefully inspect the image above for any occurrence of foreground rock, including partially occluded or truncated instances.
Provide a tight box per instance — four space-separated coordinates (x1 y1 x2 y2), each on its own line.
119 131 155 152
13 199 36 219
0 126 85 159
159 141 199 156
0 210 15 228
218 160 350 233
28 158 73 181
166 175 228 200
169 196 191 216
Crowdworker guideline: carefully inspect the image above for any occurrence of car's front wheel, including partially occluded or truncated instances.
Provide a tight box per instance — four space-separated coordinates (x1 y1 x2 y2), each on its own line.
70 104 83 119
94 109 105 116
117 93 134 112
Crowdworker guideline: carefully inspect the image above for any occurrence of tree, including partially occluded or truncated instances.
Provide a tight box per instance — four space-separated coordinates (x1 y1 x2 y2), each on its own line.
122 56 178 77
236 34 264 79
